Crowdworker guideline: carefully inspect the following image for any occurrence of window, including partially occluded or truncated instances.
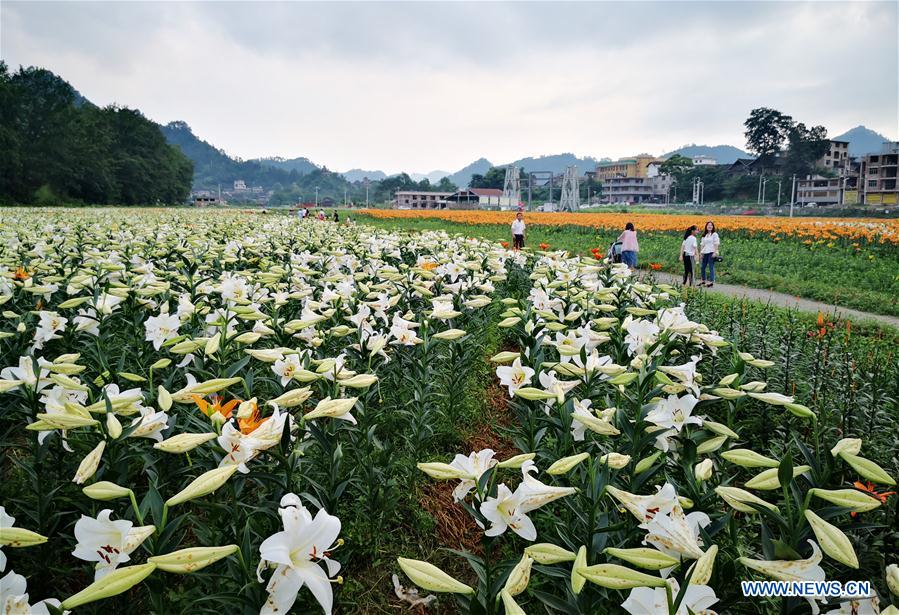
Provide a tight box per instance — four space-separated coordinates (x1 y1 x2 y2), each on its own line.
868 180 877 188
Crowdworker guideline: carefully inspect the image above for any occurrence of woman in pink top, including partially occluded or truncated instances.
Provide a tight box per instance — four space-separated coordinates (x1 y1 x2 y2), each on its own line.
617 222 639 269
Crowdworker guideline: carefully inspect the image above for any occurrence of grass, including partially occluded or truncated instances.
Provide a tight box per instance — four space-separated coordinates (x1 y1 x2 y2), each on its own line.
345 212 899 318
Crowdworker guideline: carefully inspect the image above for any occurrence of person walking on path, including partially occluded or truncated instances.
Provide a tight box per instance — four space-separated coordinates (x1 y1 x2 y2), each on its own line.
680 225 698 286
511 212 526 250
699 221 720 287
617 222 639 270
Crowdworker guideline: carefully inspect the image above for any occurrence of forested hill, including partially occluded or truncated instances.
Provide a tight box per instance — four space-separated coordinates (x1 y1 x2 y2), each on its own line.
160 121 317 191
0 63 193 205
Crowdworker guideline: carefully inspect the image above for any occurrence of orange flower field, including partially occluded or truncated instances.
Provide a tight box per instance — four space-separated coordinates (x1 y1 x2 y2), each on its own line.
362 209 899 244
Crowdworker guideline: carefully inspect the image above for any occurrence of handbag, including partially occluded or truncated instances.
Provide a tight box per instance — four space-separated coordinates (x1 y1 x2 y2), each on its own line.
713 255 723 262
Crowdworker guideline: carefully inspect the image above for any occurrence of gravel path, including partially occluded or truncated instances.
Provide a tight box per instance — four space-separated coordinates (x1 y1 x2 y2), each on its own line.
652 272 899 330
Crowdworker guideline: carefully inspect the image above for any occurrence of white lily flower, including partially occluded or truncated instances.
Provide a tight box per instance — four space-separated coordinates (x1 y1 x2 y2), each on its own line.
258 493 342 615
496 358 535 398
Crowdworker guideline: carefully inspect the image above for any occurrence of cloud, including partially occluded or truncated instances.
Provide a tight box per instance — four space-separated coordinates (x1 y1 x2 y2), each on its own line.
2 1 896 173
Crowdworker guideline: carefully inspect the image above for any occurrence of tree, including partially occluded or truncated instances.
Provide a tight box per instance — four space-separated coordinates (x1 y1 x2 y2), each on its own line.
468 167 505 189
435 177 457 192
784 122 829 177
744 107 794 158
660 154 693 177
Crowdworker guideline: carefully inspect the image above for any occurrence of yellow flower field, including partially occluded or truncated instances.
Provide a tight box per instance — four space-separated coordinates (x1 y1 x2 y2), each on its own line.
362 209 899 244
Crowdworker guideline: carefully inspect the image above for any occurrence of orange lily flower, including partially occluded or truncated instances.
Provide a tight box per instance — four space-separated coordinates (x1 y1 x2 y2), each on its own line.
14 267 31 281
539 243 549 250
237 400 268 435
850 481 895 517
192 394 240 420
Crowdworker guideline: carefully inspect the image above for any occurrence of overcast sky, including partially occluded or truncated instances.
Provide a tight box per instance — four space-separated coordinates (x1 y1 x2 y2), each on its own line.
2 1 897 174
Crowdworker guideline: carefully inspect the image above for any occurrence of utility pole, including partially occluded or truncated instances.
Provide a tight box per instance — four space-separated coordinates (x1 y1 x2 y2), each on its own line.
364 177 369 207
760 177 769 205
757 174 763 204
776 179 782 206
527 173 533 211
344 187 347 207
789 174 797 217
315 186 319 207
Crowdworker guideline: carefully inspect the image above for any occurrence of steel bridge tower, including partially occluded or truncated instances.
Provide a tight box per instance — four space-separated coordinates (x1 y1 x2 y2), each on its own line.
502 165 521 207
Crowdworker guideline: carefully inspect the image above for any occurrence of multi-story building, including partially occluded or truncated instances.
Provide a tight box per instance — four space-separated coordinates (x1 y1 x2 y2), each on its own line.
596 154 659 181
691 155 717 166
394 190 453 209
796 176 845 206
603 175 673 204
816 140 850 172
861 142 899 206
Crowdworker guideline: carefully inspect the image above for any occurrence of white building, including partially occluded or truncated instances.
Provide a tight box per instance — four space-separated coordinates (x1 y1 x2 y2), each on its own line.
233 180 247 191
691 155 717 166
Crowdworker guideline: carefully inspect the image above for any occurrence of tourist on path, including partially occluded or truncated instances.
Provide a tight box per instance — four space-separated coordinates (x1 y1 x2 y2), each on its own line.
680 225 698 286
699 221 720 287
511 212 526 250
617 222 639 270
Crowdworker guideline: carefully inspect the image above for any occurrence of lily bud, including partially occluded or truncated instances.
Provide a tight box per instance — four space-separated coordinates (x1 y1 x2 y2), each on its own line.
245 349 285 362
0 526 49 548
124 525 156 553
694 459 714 481
784 402 815 419
747 359 775 368
604 547 679 571
154 433 217 454
232 332 261 345
204 333 221 355
497 316 521 328
808 488 882 513
886 563 899 597
267 387 313 408
185 377 243 397
721 449 779 468
236 398 257 419
304 397 357 421
703 420 740 439
599 453 631 469
158 386 172 411
433 329 466 341
571 546 588 595
547 453 589 475
73 440 106 485
500 590 525 615
711 387 746 400
338 374 379 389
579 563 667 590
83 481 133 501
166 465 240 507
608 372 638 386
490 351 521 364
119 372 146 383
747 392 793 406
397 558 474 594
714 486 778 513
35 412 98 430
696 435 728 454
497 453 536 469
150 358 171 370
718 373 739 386
830 438 862 458
524 543 577 565
169 339 205 354
416 462 470 480
61 563 157 610
804 510 858 569
503 554 533 596
148 545 239 573
512 387 558 401
838 453 896 486
106 413 123 439
48 363 86 376
634 452 662 474
688 545 718 585
745 465 811 490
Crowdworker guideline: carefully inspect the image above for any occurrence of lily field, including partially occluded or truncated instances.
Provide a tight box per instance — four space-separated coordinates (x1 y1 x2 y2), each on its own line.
0 208 897 615
357 210 899 318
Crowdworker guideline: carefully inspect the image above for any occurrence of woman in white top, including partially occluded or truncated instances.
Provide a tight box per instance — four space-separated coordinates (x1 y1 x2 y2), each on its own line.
511 212 526 250
679 225 698 286
699 221 720 287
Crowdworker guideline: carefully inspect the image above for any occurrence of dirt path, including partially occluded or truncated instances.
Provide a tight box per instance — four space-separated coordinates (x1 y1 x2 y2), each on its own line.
652 272 899 330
